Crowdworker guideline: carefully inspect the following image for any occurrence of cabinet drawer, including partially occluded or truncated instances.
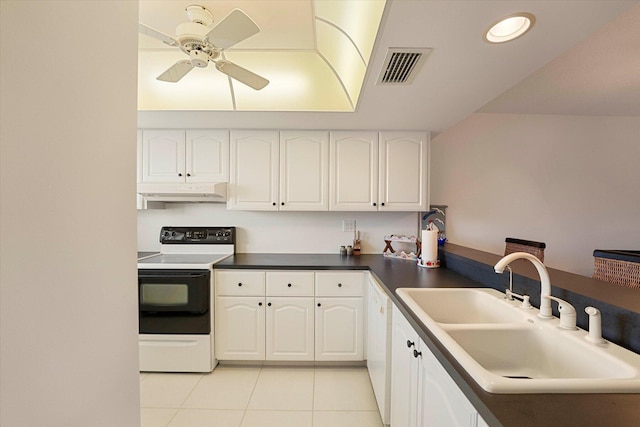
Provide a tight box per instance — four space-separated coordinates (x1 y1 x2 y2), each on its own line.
315 272 364 297
215 270 265 296
266 271 314 296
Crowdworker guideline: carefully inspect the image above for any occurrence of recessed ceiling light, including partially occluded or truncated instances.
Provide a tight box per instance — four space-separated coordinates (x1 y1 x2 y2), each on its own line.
483 13 536 44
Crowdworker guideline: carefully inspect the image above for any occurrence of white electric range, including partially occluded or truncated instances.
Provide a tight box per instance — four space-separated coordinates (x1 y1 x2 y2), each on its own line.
137 226 235 373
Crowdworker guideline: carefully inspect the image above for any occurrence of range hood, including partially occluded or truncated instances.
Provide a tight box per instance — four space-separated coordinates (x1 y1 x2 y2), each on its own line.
137 182 227 203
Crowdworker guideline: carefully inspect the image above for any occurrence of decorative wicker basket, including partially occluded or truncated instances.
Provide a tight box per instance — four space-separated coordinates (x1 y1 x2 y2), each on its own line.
593 250 640 289
504 238 546 262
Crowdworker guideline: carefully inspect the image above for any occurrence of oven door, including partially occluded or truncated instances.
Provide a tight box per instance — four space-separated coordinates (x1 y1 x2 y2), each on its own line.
138 269 211 334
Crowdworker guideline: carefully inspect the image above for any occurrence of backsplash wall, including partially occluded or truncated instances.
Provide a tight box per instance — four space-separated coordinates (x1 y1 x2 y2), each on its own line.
138 203 419 254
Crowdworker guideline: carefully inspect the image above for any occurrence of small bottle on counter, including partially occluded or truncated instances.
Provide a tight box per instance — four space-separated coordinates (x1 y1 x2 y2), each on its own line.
346 245 354 256
340 246 347 256
353 239 361 256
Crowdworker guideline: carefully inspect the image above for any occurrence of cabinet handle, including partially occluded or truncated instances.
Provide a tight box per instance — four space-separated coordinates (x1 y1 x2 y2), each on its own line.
268 302 272 307
178 173 183 177
272 202 276 206
317 303 322 307
238 283 243 287
186 173 191 177
413 349 422 358
337 283 342 287
406 340 415 348
381 202 385 206
373 202 377 207
287 283 292 287
281 202 285 206
258 302 263 306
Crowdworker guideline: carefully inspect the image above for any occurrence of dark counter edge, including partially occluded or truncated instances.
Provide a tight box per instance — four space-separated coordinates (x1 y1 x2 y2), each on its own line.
214 250 640 427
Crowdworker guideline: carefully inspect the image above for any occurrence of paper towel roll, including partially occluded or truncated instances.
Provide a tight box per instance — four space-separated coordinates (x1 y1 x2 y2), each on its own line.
422 229 438 264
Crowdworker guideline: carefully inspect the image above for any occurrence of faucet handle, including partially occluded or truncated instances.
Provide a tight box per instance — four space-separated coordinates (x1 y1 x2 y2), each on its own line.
585 306 607 345
542 295 577 330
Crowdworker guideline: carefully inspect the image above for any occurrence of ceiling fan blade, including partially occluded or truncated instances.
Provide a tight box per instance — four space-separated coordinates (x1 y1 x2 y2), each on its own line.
205 9 260 49
139 22 178 47
157 60 195 83
215 60 269 90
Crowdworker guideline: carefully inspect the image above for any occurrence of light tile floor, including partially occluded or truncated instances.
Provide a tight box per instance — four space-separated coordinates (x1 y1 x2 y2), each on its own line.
140 366 384 427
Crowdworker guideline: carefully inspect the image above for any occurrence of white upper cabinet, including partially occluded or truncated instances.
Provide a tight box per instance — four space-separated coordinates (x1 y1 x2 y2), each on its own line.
185 130 229 183
141 129 229 183
141 129 185 183
228 130 280 210
329 131 378 211
279 131 329 211
378 131 429 211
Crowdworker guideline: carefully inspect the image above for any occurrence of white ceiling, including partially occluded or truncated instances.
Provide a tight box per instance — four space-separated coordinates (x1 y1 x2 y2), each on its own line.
138 0 640 133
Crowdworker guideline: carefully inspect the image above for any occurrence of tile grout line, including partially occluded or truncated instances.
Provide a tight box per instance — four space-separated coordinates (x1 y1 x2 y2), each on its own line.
238 365 263 427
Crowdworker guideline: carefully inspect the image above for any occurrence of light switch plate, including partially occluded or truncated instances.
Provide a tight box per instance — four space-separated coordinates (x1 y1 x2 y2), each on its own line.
342 220 355 232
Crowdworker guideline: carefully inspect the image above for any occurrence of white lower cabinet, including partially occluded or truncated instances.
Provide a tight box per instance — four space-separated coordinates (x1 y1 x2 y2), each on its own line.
215 296 265 360
315 271 365 361
391 305 487 427
315 297 364 361
266 297 314 361
215 270 364 362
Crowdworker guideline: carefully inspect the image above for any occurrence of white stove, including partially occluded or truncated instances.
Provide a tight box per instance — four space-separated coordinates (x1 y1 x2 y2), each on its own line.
138 226 235 373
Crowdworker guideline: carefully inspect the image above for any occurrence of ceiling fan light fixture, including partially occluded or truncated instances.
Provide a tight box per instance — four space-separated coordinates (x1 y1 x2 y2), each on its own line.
189 50 209 68
483 12 536 43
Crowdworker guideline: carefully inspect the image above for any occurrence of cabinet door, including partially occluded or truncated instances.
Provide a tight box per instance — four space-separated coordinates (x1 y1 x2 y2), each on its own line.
378 131 428 211
315 297 364 361
141 130 185 183
279 131 329 211
390 306 420 427
417 338 479 427
228 130 279 210
329 131 378 211
266 297 314 361
215 296 265 360
186 130 229 183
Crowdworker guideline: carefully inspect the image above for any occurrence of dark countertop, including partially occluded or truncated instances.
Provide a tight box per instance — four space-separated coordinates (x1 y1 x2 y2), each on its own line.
214 252 640 427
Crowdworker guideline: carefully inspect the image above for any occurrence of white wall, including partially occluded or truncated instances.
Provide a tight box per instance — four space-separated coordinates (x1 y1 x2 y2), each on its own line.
138 204 420 255
0 2 140 426
431 113 640 277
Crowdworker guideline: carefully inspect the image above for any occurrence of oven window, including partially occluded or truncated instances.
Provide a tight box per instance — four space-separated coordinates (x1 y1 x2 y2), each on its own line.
141 283 189 306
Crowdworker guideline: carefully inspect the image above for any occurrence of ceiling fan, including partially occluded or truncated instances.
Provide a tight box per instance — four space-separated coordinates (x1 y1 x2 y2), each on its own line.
139 4 269 90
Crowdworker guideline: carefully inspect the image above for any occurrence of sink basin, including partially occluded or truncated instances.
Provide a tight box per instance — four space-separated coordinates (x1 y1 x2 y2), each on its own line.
446 326 640 393
396 288 526 324
396 287 640 393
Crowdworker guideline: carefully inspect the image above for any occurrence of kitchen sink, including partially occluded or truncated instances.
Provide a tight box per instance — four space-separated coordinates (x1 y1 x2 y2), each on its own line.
395 288 527 324
396 287 640 393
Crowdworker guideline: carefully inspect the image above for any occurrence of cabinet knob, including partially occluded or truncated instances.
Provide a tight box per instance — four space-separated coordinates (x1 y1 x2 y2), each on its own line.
373 202 377 206
406 340 415 348
258 302 262 306
187 173 191 177
381 202 385 206
413 349 422 358
338 283 342 287
238 283 243 287
287 283 292 287
272 202 276 206
178 173 183 177
317 303 322 307
268 302 272 307
281 202 285 206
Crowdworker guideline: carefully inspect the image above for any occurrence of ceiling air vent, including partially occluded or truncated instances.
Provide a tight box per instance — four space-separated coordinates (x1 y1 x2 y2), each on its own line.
377 48 432 85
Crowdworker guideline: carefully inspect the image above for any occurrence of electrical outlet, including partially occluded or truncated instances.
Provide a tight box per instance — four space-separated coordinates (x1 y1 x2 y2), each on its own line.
342 220 355 232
